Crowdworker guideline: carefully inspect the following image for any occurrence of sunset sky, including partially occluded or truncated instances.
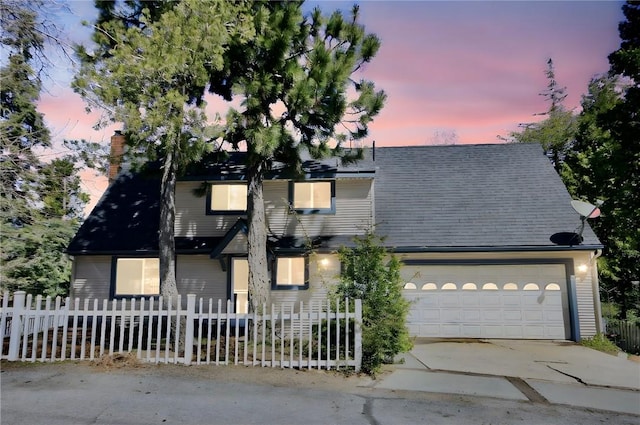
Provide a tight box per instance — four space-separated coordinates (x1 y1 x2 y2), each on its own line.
35 1 625 206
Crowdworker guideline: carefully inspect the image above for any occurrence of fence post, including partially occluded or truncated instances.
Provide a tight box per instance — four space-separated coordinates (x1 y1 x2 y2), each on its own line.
183 294 196 366
8 291 26 361
354 299 362 372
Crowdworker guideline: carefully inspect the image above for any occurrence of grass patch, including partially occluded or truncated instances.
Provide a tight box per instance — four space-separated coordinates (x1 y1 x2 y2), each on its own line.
580 333 620 355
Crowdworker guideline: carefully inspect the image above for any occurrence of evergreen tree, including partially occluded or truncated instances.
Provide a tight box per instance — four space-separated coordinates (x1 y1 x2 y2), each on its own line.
75 1 386 312
504 59 577 171
563 1 640 320
0 0 88 296
73 0 255 301
209 2 386 310
334 233 412 375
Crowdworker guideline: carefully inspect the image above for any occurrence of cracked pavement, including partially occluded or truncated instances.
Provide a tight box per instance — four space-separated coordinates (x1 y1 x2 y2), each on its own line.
1 360 638 425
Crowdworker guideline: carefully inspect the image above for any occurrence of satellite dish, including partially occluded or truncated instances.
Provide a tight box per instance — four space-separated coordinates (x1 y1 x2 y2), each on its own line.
571 200 601 219
570 199 603 243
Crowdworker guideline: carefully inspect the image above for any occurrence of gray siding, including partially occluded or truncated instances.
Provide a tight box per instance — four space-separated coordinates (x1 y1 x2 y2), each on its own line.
71 256 111 300
175 181 238 237
270 254 340 312
177 255 228 310
175 179 373 238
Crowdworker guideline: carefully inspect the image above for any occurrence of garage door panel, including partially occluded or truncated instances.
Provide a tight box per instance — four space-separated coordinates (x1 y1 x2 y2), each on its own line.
481 326 505 338
462 326 482 338
503 310 523 320
502 295 522 307
544 310 564 321
479 294 501 307
441 325 462 337
403 263 569 340
522 294 543 306
545 326 566 339
421 310 440 321
440 294 460 307
441 310 461 321
481 310 502 321
462 310 481 321
523 310 543 321
503 326 526 338
523 327 545 338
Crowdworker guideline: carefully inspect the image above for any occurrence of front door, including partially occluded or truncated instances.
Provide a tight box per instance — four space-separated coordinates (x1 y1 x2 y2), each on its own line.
231 257 249 314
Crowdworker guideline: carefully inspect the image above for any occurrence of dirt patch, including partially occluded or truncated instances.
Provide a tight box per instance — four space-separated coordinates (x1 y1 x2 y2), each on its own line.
92 353 142 370
628 354 640 363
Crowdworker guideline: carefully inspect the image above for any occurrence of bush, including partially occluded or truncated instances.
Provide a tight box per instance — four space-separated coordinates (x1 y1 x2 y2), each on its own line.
333 233 412 375
580 333 619 355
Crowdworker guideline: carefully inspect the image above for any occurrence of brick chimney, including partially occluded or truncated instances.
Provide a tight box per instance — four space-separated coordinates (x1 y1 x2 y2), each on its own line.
108 130 126 183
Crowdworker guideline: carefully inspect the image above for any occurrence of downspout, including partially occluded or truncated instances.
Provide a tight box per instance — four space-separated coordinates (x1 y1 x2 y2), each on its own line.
591 249 603 334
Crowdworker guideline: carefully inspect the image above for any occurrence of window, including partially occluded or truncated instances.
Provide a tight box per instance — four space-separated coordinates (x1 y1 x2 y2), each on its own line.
231 258 249 314
274 257 308 289
113 258 159 296
207 183 247 214
290 181 334 213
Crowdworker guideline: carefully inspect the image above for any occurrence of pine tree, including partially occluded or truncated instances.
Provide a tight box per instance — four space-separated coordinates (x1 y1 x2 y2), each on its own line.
0 0 88 296
209 3 386 310
73 0 255 301
504 59 577 171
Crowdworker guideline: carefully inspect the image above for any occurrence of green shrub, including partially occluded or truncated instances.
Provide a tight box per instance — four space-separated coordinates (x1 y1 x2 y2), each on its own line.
580 333 619 355
333 233 413 375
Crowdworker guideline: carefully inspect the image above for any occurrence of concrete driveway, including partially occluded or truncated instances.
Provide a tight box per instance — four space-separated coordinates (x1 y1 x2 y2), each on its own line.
374 339 640 415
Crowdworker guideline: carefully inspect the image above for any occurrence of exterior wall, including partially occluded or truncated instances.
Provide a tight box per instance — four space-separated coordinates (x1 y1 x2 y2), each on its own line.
176 255 228 310
395 250 600 339
175 178 373 238
70 255 228 308
70 255 112 300
572 251 598 337
270 253 340 312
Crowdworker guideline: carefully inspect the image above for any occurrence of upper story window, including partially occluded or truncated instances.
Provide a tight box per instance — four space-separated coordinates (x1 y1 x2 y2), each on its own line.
289 181 335 214
113 257 160 297
273 256 308 289
207 183 247 214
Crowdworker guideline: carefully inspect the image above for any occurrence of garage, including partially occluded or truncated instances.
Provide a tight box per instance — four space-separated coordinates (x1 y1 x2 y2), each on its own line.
401 263 571 340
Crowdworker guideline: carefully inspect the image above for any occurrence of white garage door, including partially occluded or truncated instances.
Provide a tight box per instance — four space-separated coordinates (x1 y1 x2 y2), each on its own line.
402 264 569 339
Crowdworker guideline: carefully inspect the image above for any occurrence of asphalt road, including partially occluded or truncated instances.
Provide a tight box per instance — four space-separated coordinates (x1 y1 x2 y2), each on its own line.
1 362 637 425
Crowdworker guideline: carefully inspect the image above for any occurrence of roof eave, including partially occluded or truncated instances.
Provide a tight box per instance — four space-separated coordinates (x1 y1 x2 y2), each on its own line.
388 244 604 253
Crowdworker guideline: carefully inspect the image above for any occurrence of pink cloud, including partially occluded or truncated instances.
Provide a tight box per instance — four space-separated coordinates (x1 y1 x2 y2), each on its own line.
38 1 624 213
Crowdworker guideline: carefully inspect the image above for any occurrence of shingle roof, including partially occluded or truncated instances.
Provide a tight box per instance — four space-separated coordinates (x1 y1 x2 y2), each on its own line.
372 143 602 250
67 143 601 255
67 171 161 254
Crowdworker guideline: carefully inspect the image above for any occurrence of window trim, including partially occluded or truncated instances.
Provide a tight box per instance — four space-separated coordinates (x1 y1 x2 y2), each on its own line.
110 256 161 299
288 180 336 214
206 182 248 215
272 255 309 290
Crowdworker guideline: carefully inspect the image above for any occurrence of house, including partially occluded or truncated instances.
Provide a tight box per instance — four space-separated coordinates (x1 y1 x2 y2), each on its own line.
67 132 604 341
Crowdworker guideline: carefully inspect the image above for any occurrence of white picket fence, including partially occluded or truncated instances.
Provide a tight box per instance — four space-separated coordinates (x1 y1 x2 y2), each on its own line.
0 291 362 371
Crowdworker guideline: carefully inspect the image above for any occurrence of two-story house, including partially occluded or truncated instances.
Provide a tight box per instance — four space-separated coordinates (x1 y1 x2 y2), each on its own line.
67 132 604 342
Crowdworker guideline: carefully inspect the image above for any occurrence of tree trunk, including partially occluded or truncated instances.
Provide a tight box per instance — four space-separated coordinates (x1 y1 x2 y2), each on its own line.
159 146 178 299
159 145 184 353
246 161 270 313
